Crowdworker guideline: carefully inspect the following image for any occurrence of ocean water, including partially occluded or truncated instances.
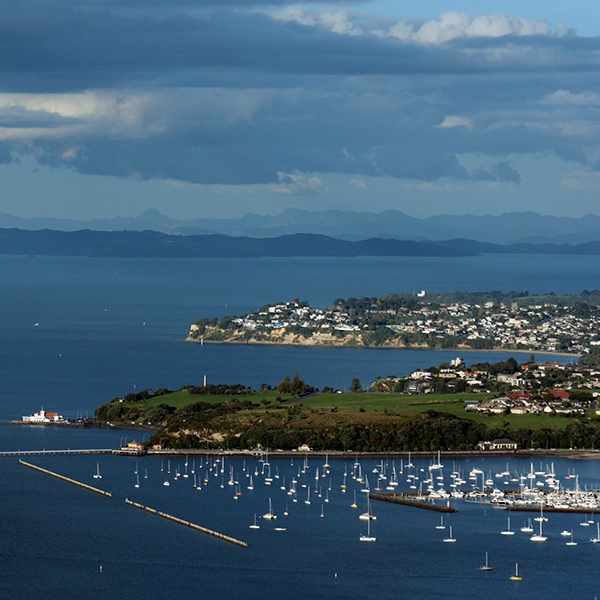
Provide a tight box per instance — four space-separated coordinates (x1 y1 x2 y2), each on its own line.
3 438 600 600
1 252 600 599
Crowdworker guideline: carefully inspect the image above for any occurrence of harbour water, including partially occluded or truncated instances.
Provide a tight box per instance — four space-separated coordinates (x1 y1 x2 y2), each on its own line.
2 252 600 598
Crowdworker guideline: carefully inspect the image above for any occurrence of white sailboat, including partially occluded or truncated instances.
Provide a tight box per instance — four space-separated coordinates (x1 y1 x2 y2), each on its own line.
359 497 376 520
520 518 534 533
501 516 515 535
263 498 277 520
435 515 446 530
443 526 456 543
360 517 376 542
93 463 102 479
249 514 260 529
134 473 140 488
590 522 600 543
530 511 547 542
479 552 493 571
566 532 578 546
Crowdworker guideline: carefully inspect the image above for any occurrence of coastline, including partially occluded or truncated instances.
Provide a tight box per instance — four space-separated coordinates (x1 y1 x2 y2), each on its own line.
183 337 578 358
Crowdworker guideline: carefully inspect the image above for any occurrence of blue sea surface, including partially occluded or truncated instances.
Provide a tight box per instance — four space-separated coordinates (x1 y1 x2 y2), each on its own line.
3 442 600 600
1 253 600 598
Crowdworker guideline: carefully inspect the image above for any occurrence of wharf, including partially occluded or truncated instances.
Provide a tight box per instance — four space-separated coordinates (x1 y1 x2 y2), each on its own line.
370 492 457 512
125 499 248 548
19 460 113 498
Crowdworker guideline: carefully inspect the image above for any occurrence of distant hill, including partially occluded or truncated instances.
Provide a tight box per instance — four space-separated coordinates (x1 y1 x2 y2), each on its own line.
3 208 600 244
2 228 600 258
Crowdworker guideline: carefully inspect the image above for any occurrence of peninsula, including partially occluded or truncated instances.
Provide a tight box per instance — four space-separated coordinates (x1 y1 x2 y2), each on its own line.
187 291 600 359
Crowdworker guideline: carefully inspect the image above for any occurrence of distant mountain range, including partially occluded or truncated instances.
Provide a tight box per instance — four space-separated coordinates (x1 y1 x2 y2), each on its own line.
3 208 600 245
2 228 600 258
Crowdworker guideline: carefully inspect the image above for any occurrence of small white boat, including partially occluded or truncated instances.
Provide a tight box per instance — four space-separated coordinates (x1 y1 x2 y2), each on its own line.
263 498 277 520
501 516 515 536
360 517 376 542
249 514 260 529
443 526 456 543
531 514 547 542
567 532 577 546
93 463 102 479
520 519 534 533
479 552 493 571
561 529 572 537
435 516 446 530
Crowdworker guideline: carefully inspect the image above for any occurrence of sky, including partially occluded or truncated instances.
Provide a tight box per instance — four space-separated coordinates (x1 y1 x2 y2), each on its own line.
1 0 600 220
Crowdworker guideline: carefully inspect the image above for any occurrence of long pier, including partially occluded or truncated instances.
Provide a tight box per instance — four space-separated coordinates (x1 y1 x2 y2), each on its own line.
19 460 113 498
124 499 248 548
1 448 111 457
370 492 457 512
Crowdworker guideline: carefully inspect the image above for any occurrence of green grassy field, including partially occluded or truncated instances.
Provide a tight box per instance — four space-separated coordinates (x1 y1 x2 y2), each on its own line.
108 388 598 431
122 389 289 411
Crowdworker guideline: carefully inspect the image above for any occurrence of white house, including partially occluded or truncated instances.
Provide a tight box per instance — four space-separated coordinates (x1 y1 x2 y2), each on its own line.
22 409 63 423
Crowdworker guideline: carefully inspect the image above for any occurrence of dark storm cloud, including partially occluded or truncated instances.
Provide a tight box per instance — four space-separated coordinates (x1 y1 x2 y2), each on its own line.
1 2 599 186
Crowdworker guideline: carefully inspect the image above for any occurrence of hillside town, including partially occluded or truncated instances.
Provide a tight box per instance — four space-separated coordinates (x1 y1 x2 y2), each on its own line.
369 356 600 418
188 292 600 355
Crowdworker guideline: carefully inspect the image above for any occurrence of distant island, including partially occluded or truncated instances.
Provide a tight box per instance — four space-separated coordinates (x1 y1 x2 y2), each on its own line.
188 291 600 360
5 228 600 258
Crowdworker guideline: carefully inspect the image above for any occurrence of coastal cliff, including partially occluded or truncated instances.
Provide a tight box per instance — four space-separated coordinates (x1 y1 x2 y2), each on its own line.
185 292 600 355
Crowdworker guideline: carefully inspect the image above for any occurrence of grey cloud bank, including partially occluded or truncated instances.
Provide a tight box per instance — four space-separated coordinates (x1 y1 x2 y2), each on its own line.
0 1 599 218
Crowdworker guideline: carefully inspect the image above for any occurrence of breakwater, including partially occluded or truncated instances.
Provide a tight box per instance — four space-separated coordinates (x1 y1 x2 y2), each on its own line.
370 492 457 512
19 460 113 498
124 499 248 548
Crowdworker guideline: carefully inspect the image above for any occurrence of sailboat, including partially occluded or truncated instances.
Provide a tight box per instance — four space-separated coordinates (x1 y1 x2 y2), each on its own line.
93 463 102 479
501 516 515 535
263 498 277 520
590 522 600 543
566 532 578 546
443 526 456 543
530 511 548 542
249 514 260 529
351 490 358 509
479 552 493 571
320 504 325 519
305 487 311 505
520 519 534 533
134 473 140 488
360 517 376 542
435 515 446 530
247 475 254 490
510 563 522 581
359 497 376 520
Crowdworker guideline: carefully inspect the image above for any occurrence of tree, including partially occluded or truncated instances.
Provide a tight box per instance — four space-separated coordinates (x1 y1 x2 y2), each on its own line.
350 378 363 393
